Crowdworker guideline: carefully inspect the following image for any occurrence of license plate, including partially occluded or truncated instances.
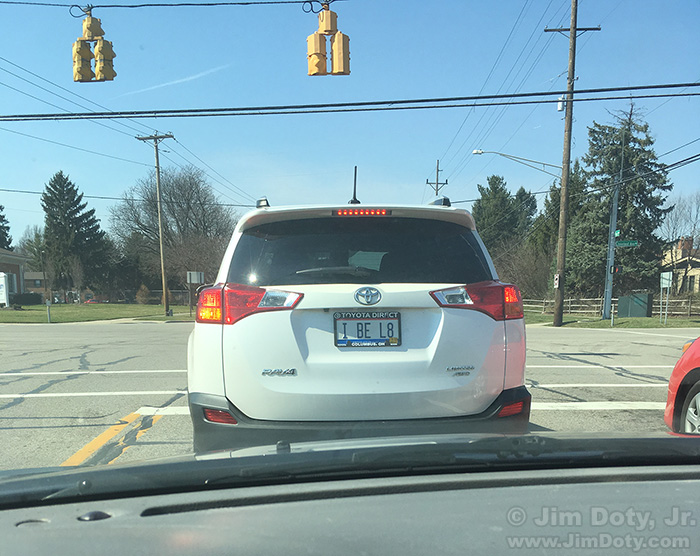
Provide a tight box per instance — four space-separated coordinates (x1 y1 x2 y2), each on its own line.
333 311 401 347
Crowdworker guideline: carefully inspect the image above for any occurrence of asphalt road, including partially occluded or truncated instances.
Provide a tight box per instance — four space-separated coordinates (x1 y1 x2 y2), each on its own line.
0 321 697 471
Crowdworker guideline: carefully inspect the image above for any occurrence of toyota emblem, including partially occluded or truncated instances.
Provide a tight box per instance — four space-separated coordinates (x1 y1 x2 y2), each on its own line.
354 287 381 306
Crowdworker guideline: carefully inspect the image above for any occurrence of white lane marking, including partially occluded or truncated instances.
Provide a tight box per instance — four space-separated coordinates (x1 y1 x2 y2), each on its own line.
527 365 673 369
532 402 665 410
529 383 667 388
593 330 698 339
137 406 190 415
0 370 186 376
0 391 183 399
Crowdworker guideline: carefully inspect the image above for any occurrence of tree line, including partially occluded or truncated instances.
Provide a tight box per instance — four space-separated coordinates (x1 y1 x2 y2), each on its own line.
470 106 694 299
10 166 237 302
2 105 696 302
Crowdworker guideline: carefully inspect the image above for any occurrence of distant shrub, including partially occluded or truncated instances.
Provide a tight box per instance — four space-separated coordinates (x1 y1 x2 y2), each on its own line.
135 285 151 305
9 292 42 305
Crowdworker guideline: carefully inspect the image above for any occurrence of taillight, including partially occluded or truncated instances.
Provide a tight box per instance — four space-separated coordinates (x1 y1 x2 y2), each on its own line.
498 401 525 418
196 283 303 325
430 282 523 321
196 285 224 323
223 283 302 325
203 408 238 425
503 285 524 319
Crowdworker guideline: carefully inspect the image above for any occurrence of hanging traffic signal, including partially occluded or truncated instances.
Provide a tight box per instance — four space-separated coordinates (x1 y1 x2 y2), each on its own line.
331 31 350 75
306 5 349 76
73 12 115 82
94 39 116 81
318 7 337 35
307 32 327 76
72 40 95 82
82 16 104 39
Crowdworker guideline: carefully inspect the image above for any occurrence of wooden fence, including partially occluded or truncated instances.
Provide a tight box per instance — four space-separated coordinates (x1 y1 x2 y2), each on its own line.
523 296 700 318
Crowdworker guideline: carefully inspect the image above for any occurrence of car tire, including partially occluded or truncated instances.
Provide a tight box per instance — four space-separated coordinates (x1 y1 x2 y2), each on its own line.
680 382 700 434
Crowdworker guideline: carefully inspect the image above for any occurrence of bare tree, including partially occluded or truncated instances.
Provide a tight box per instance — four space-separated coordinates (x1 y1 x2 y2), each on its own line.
110 166 238 287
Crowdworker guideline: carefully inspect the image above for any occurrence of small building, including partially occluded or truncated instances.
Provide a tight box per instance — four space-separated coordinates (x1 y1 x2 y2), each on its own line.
24 271 48 300
662 237 700 294
0 247 31 296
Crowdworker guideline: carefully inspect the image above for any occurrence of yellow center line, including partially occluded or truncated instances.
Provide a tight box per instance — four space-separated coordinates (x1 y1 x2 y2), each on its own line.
106 415 164 465
60 412 141 466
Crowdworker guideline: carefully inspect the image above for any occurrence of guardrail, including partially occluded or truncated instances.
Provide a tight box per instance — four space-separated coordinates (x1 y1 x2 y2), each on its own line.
523 296 700 317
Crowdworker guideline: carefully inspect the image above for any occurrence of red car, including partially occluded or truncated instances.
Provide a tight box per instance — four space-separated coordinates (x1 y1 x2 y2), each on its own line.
665 337 700 433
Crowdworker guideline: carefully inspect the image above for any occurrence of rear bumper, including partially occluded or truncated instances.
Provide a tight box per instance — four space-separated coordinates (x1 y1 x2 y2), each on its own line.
189 386 532 454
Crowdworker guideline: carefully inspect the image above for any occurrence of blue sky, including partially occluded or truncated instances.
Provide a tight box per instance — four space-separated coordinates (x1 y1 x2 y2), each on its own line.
1 0 698 244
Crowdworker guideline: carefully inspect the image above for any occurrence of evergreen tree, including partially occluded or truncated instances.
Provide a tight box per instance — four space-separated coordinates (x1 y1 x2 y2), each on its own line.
41 171 107 291
0 205 12 250
471 175 518 254
513 187 537 237
528 160 587 257
566 105 672 295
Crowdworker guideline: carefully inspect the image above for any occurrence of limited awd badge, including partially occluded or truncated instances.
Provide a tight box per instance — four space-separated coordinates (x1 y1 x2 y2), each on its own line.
354 287 381 306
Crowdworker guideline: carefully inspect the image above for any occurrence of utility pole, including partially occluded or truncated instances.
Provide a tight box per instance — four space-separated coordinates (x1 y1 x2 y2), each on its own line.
136 132 174 316
546 0 600 327
602 130 626 319
426 160 447 196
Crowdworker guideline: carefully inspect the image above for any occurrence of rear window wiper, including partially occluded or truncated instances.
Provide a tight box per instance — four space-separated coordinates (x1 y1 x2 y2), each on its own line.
295 266 374 277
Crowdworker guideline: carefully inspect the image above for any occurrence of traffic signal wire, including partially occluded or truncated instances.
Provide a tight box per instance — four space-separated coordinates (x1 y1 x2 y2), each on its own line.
0 0 343 7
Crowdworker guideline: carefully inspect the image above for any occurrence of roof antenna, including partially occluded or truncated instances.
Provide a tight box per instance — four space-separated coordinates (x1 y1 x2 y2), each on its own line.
348 165 360 204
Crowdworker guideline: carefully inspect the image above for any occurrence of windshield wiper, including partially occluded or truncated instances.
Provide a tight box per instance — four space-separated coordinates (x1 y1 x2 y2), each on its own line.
295 266 373 277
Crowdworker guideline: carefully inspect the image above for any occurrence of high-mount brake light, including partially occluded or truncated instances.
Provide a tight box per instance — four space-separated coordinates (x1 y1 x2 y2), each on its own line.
335 209 390 216
429 282 524 321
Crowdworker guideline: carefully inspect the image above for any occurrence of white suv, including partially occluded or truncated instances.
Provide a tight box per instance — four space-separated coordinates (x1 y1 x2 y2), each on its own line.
187 200 529 453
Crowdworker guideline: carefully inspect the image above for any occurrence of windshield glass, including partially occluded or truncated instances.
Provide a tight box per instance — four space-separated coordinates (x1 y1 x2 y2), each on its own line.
0 0 699 498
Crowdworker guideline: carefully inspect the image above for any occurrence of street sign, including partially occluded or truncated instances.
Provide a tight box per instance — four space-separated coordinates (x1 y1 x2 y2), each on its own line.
615 239 638 247
660 271 672 289
187 271 205 284
614 229 621 237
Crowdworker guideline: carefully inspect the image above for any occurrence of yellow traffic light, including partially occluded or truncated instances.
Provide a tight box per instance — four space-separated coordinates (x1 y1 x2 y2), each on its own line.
307 32 327 76
82 16 104 40
72 40 94 82
318 8 337 35
331 31 350 75
94 39 116 81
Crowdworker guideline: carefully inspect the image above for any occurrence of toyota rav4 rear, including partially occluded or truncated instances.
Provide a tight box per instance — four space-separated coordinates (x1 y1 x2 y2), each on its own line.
188 202 529 453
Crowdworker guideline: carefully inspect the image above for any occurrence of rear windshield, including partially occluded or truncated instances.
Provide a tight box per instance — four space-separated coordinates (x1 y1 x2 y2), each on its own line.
227 216 493 286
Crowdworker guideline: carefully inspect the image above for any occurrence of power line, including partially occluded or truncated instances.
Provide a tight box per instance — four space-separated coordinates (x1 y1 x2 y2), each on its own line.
442 1 566 179
438 0 535 164
488 151 700 263
2 83 698 122
0 55 257 202
0 125 152 166
172 138 256 202
0 187 255 207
